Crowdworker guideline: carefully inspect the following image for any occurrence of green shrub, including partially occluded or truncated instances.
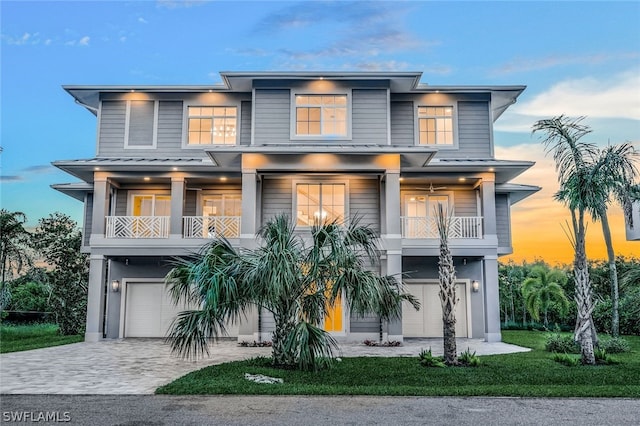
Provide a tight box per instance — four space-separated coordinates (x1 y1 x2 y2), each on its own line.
458 348 481 367
600 337 631 354
594 348 619 365
418 348 446 368
592 289 640 336
7 281 50 312
545 332 579 353
551 352 580 367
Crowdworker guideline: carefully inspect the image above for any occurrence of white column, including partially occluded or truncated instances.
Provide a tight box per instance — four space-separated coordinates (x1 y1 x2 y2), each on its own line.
170 176 185 239
238 168 259 340
383 168 403 341
85 254 106 342
483 255 501 342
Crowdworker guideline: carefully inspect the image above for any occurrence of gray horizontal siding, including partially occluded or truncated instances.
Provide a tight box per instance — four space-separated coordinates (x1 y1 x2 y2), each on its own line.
84 194 93 247
127 101 154 147
390 101 413 146
240 101 252 146
352 89 387 145
184 190 198 217
453 190 478 216
115 190 127 216
156 101 185 155
254 90 290 145
98 101 126 155
350 313 380 333
496 194 511 247
349 177 380 231
261 177 293 224
443 101 491 159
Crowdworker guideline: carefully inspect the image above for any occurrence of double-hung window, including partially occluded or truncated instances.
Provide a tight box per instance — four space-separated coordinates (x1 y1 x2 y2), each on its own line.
418 106 454 145
296 183 346 226
294 95 348 138
187 106 237 145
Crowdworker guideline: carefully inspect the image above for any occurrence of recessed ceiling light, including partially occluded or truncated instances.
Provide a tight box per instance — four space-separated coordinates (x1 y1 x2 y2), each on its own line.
143 177 150 181
220 177 228 181
94 167 100 171
458 177 466 182
489 167 495 172
172 167 178 171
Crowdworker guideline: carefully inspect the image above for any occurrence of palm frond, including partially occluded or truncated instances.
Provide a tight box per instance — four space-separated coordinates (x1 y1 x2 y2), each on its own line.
282 321 339 371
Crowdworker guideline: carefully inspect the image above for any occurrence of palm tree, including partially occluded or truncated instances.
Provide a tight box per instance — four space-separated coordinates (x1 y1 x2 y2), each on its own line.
533 116 597 364
583 144 638 337
166 213 419 371
435 203 458 365
521 266 570 327
0 210 33 310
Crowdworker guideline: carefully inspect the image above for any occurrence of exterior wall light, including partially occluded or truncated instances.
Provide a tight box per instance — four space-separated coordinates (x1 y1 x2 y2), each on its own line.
111 280 121 292
472 280 480 292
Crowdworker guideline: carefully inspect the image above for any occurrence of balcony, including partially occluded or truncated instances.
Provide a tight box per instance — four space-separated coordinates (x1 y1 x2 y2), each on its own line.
183 216 241 239
105 216 170 239
401 216 483 239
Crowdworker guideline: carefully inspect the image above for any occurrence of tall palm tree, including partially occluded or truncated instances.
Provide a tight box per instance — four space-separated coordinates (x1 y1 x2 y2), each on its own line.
0 210 33 310
521 266 570 327
584 144 638 337
533 116 597 365
435 203 458 365
166 213 419 371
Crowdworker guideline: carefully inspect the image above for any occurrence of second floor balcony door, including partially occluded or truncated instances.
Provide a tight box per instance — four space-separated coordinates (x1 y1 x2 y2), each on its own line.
130 194 171 238
201 194 242 238
403 194 449 238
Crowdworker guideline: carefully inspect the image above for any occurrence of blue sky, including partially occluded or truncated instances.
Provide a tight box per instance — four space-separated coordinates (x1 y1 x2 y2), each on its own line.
1 0 639 260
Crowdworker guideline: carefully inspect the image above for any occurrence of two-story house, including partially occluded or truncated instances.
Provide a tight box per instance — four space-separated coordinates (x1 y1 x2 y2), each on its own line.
53 71 539 344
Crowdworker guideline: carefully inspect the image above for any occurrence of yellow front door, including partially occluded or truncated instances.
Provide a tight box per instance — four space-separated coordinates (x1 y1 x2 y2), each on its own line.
324 295 343 332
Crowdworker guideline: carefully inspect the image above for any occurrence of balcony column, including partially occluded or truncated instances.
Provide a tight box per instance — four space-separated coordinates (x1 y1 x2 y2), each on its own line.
170 176 185 239
239 168 259 340
91 173 109 237
483 255 501 342
383 167 403 341
480 175 497 245
85 254 106 342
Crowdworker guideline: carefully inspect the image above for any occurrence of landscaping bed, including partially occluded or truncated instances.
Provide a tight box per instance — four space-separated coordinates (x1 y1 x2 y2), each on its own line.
156 331 640 397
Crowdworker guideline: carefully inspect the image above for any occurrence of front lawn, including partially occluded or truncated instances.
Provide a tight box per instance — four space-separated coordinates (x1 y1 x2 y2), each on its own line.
0 323 83 353
157 331 640 397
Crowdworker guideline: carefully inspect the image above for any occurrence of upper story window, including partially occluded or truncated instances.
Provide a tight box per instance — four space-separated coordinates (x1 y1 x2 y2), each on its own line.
296 183 346 226
294 95 348 138
418 106 454 145
187 106 237 145
131 194 171 217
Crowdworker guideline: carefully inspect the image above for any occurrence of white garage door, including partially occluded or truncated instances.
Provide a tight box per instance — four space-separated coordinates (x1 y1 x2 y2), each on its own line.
402 281 469 338
123 281 239 338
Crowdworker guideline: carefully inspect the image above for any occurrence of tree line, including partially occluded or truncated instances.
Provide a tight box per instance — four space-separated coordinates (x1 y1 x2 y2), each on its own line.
0 210 88 335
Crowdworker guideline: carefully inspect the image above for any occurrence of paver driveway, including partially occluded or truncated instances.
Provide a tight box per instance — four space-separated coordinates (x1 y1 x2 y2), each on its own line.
0 338 528 394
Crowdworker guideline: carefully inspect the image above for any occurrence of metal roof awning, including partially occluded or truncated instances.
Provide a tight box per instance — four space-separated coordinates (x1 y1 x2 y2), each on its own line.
495 183 541 204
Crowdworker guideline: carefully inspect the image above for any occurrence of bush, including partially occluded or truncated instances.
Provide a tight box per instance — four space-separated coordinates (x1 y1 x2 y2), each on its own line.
418 348 445 368
7 281 50 313
551 352 580 367
600 337 631 354
592 289 640 336
458 348 481 367
545 332 579 353
594 348 619 365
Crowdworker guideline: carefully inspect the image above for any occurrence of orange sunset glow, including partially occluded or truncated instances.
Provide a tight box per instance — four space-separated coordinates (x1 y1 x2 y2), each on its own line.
497 144 639 265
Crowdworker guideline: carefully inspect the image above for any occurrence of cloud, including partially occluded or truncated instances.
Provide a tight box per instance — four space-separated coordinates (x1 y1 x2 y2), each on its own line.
342 60 411 72
492 52 640 75
156 0 209 9
2 32 42 46
78 36 90 46
138 17 148 24
23 165 54 174
496 69 640 133
0 176 23 183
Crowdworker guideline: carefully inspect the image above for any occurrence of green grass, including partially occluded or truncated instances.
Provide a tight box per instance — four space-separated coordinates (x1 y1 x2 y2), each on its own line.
157 331 640 397
0 323 83 353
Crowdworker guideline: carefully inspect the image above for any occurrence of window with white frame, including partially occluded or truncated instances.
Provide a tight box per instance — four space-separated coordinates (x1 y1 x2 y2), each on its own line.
418 106 454 145
296 183 345 226
295 95 347 137
131 194 171 216
187 106 237 145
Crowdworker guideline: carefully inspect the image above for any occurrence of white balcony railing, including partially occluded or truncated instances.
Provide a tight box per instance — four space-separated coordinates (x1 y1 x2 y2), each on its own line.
105 216 170 239
401 216 483 239
183 216 241 239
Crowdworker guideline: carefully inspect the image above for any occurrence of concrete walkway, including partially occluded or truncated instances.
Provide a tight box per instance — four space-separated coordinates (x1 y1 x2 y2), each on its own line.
0 338 529 395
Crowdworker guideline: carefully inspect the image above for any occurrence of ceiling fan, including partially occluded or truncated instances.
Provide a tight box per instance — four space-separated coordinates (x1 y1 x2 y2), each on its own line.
414 182 448 193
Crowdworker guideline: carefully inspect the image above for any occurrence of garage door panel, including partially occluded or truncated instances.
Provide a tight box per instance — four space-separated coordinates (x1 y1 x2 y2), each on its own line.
402 282 468 338
124 282 239 338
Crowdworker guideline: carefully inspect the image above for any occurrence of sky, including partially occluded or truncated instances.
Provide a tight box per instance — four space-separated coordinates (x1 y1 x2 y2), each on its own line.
1 0 638 264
